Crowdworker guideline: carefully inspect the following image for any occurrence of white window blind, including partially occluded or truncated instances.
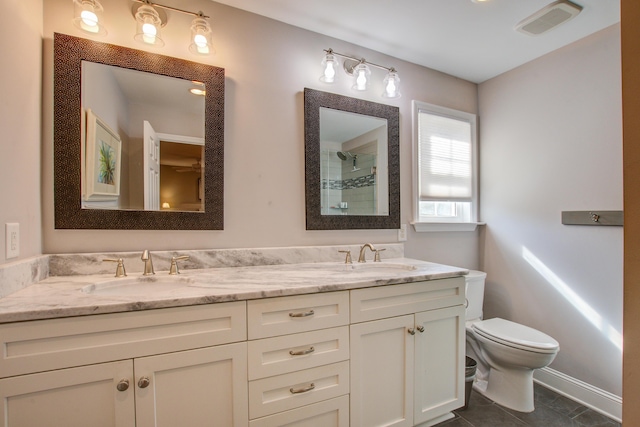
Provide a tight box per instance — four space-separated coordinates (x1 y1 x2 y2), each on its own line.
418 110 472 201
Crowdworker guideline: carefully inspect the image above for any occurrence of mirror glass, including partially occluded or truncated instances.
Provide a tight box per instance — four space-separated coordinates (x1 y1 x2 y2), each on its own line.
305 88 400 230
320 108 388 216
82 61 205 212
54 33 224 230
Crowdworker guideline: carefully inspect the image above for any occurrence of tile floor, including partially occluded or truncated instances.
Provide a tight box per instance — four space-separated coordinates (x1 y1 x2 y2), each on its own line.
436 383 621 427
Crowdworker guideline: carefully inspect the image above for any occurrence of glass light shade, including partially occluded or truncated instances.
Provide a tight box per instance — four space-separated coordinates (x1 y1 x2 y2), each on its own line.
189 17 214 55
382 70 401 98
351 63 371 91
73 0 107 36
134 5 164 47
320 53 339 83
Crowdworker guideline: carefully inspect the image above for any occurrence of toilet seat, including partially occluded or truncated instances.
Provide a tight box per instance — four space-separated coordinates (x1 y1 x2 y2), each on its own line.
472 318 559 354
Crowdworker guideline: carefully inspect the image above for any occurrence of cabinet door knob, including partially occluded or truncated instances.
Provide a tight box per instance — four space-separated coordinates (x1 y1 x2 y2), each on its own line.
138 377 151 388
408 328 416 335
290 383 315 394
416 326 425 333
116 379 130 392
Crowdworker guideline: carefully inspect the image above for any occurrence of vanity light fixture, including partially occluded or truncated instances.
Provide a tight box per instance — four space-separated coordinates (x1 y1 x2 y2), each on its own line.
73 0 107 36
320 48 401 98
132 0 214 55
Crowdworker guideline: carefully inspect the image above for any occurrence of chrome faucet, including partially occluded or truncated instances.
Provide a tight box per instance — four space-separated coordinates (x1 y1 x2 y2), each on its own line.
141 250 155 276
358 243 376 263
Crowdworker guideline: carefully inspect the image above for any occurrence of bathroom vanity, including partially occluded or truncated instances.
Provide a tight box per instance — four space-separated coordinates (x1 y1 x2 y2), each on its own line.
0 245 466 427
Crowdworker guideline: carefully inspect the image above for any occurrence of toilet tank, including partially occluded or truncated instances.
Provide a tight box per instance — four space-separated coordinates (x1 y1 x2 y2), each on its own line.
465 270 487 321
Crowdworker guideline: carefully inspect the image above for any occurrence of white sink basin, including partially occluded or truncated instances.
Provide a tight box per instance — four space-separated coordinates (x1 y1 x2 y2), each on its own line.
82 275 196 296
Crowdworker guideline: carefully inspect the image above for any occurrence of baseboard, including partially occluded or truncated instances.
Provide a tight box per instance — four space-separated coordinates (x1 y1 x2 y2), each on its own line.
534 367 621 422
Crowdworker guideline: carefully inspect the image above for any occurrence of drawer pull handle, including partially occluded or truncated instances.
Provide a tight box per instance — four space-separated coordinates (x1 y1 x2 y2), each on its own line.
416 326 425 333
138 377 151 389
408 328 416 335
289 310 315 318
290 383 315 394
116 379 130 392
289 346 315 356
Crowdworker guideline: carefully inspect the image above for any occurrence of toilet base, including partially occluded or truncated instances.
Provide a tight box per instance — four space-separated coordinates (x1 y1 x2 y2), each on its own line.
472 366 535 413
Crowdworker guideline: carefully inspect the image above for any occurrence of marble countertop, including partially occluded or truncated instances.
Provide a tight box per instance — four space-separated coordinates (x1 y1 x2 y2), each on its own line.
0 258 467 323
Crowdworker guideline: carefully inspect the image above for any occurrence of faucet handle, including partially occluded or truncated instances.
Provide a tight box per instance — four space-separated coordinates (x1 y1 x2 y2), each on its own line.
103 258 127 277
169 255 190 275
338 250 352 264
374 248 386 262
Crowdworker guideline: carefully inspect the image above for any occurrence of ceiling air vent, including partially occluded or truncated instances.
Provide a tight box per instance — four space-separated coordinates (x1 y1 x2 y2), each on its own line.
515 0 583 36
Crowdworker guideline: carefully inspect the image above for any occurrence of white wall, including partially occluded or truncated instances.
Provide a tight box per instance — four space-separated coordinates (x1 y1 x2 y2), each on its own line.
40 0 479 269
0 0 43 264
478 24 622 396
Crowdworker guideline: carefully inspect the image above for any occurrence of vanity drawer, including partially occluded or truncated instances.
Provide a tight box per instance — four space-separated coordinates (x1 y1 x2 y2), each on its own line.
247 291 349 339
350 277 464 323
248 360 349 419
0 302 247 378
248 326 349 380
249 395 349 427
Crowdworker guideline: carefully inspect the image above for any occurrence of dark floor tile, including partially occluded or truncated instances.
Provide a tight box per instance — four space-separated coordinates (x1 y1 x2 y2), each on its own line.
456 404 528 427
572 409 621 427
439 415 474 426
534 383 560 406
545 393 589 417
506 403 579 427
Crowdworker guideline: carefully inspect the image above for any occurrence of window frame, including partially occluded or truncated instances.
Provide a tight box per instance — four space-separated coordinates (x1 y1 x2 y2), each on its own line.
411 101 480 232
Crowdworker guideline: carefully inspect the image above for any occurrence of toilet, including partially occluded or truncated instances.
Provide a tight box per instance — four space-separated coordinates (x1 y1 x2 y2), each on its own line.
465 270 559 413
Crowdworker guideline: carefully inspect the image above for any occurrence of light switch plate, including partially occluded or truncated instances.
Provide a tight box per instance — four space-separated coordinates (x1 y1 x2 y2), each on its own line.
398 224 407 242
6 223 19 259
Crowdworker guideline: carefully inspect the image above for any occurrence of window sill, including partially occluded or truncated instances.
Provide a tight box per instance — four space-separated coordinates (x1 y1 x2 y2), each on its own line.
411 222 485 232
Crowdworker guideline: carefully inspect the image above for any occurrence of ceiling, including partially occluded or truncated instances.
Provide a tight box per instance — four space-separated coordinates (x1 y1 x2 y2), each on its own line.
212 0 620 83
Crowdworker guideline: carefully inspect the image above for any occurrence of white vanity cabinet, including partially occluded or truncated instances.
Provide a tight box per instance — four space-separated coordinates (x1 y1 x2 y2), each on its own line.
246 291 351 427
349 278 466 427
0 302 248 427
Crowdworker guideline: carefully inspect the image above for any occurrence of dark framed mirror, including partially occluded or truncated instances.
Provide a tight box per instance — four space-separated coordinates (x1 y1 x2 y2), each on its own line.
54 33 224 229
304 88 400 230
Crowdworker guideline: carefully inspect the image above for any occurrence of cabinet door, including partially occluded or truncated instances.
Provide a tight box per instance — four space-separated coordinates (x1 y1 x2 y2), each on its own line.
414 305 465 425
350 315 415 427
134 342 248 427
0 360 135 427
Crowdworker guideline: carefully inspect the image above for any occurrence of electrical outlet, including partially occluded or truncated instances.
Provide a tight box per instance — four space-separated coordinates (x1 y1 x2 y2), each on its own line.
6 223 19 259
398 223 407 242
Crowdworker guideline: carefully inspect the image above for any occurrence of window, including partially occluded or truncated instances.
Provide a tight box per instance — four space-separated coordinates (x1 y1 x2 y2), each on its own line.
412 101 478 231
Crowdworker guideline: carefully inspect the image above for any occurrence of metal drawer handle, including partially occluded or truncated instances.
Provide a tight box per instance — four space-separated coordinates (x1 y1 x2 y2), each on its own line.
138 377 151 389
408 328 416 335
290 383 315 394
289 346 315 356
116 379 129 392
416 326 425 333
289 310 315 318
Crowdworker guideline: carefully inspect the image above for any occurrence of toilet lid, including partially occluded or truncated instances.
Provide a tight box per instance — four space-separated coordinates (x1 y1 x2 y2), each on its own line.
472 318 559 353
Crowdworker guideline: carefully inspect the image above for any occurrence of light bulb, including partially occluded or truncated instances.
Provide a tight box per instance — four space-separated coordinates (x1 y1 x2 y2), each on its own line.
80 10 98 29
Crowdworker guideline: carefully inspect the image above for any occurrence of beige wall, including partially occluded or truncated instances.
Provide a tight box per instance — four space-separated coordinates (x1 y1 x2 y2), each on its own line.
479 25 622 396
0 0 43 262
40 0 479 269
622 1 640 424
